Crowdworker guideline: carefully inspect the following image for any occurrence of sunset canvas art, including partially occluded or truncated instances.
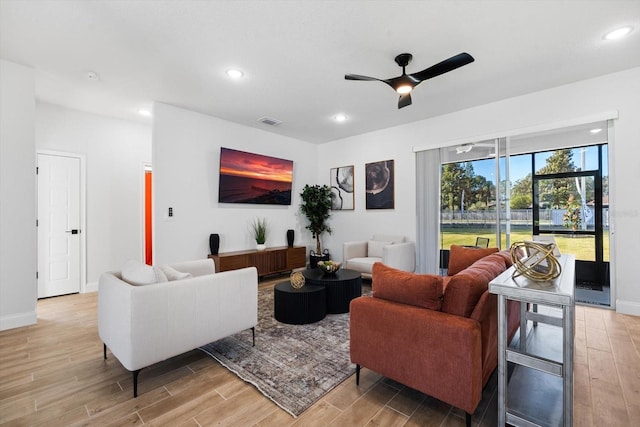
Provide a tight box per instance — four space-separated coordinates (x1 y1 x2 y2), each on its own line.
218 147 293 205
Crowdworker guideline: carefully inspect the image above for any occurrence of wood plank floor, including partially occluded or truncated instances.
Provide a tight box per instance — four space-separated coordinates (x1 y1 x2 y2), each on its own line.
1 281 639 426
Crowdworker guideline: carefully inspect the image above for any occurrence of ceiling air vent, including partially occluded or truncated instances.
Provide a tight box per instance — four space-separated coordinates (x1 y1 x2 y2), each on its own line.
258 116 282 126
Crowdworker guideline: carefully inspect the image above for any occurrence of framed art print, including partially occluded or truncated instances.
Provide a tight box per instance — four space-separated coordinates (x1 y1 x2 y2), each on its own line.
330 165 354 210
365 160 394 209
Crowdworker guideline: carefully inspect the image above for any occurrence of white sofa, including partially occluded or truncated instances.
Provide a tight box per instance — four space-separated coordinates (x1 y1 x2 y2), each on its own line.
98 259 258 397
343 234 416 279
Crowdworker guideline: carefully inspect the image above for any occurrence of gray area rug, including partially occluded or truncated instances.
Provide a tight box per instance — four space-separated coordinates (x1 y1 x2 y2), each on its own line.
199 284 370 417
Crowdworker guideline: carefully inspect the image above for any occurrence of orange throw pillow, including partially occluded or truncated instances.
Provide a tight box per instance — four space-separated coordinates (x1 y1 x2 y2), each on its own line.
372 262 443 311
441 272 488 317
447 245 499 276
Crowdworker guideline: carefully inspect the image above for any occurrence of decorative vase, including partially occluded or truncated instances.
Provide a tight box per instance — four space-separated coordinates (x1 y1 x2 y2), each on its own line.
209 233 220 255
256 243 266 251
286 229 294 247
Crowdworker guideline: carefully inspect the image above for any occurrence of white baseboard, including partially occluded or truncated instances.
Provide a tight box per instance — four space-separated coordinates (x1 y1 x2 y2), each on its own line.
616 299 640 316
0 311 37 331
84 281 98 293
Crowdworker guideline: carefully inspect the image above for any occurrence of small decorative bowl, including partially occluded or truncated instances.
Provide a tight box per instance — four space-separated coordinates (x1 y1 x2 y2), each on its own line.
317 260 341 274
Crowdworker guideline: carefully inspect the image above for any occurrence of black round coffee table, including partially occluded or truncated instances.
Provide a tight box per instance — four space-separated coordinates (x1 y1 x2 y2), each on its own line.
273 281 326 324
302 268 362 314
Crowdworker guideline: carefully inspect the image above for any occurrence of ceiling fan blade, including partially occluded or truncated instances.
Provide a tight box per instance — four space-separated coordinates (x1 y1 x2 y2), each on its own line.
410 52 475 82
345 74 382 81
398 93 412 109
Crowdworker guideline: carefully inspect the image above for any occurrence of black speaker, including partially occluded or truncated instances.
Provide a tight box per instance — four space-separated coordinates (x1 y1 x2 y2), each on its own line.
209 233 220 255
286 229 294 247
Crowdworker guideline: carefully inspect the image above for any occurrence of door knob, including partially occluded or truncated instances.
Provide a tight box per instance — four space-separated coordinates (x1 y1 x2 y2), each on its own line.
65 229 80 234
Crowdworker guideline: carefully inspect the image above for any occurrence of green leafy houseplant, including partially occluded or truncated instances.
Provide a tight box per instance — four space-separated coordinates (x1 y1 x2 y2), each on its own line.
299 184 334 254
251 217 268 245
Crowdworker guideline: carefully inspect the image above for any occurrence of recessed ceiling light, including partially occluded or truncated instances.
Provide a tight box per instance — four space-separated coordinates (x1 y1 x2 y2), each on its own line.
226 69 244 79
334 113 348 122
603 26 633 40
590 128 602 134
138 109 152 117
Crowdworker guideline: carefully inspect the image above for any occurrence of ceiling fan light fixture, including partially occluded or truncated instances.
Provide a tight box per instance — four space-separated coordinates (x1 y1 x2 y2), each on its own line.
334 113 348 122
603 26 633 40
456 143 474 154
396 85 412 95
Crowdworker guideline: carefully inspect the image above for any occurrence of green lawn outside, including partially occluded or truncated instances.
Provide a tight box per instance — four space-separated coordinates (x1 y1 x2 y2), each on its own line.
441 228 610 261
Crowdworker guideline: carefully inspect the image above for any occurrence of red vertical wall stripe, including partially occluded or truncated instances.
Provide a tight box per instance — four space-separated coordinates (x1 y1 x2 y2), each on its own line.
145 171 153 265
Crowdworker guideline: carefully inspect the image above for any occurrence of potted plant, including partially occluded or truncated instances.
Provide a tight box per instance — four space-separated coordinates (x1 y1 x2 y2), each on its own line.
299 184 333 267
251 217 268 250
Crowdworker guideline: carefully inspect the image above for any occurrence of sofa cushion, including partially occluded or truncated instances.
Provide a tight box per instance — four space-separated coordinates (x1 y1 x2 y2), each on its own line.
441 273 487 317
368 240 392 258
347 256 381 274
442 252 509 317
372 262 443 311
447 245 499 276
160 265 193 281
121 260 168 286
493 250 514 268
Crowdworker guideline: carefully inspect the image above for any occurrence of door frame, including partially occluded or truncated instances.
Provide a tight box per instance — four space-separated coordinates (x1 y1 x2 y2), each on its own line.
37 150 87 294
141 163 152 265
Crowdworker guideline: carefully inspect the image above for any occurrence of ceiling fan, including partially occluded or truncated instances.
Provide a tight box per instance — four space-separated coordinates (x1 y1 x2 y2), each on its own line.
345 52 475 109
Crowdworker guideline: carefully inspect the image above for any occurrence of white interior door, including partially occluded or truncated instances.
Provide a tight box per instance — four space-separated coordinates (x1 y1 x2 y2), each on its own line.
37 153 81 298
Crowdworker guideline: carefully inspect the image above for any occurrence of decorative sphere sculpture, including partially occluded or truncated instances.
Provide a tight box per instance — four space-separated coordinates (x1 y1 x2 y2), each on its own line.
510 241 562 282
290 271 306 289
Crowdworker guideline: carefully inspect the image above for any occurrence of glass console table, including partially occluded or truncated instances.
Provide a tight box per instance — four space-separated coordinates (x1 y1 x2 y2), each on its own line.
489 254 575 427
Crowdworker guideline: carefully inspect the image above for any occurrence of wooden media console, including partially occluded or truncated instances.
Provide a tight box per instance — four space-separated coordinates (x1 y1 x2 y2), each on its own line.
208 246 306 277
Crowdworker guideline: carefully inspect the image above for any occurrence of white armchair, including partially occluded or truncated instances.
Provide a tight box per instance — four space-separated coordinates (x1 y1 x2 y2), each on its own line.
343 234 416 279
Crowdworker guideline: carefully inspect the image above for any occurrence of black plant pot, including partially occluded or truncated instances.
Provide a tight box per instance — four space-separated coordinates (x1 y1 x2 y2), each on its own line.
209 233 220 255
286 229 295 247
309 249 330 269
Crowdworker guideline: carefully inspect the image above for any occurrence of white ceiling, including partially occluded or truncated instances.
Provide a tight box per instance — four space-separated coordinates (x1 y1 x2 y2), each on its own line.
1 1 639 144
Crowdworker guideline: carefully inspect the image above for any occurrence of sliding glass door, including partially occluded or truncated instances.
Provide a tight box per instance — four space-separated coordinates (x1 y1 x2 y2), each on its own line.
438 122 611 307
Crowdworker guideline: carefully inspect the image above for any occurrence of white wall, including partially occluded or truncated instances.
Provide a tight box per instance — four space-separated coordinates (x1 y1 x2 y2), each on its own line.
0 60 37 330
153 103 318 265
318 67 640 316
316 129 418 260
36 103 152 289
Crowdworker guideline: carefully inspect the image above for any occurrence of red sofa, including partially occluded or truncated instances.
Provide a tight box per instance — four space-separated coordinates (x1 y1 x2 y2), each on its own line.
349 246 520 426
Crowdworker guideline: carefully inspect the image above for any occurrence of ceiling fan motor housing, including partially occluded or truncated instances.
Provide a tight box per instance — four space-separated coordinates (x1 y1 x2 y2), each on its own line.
395 53 413 68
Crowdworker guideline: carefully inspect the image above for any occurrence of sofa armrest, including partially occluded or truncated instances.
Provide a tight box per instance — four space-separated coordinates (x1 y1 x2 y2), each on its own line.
470 291 522 387
350 296 483 414
382 242 416 272
98 272 135 369
343 241 368 263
